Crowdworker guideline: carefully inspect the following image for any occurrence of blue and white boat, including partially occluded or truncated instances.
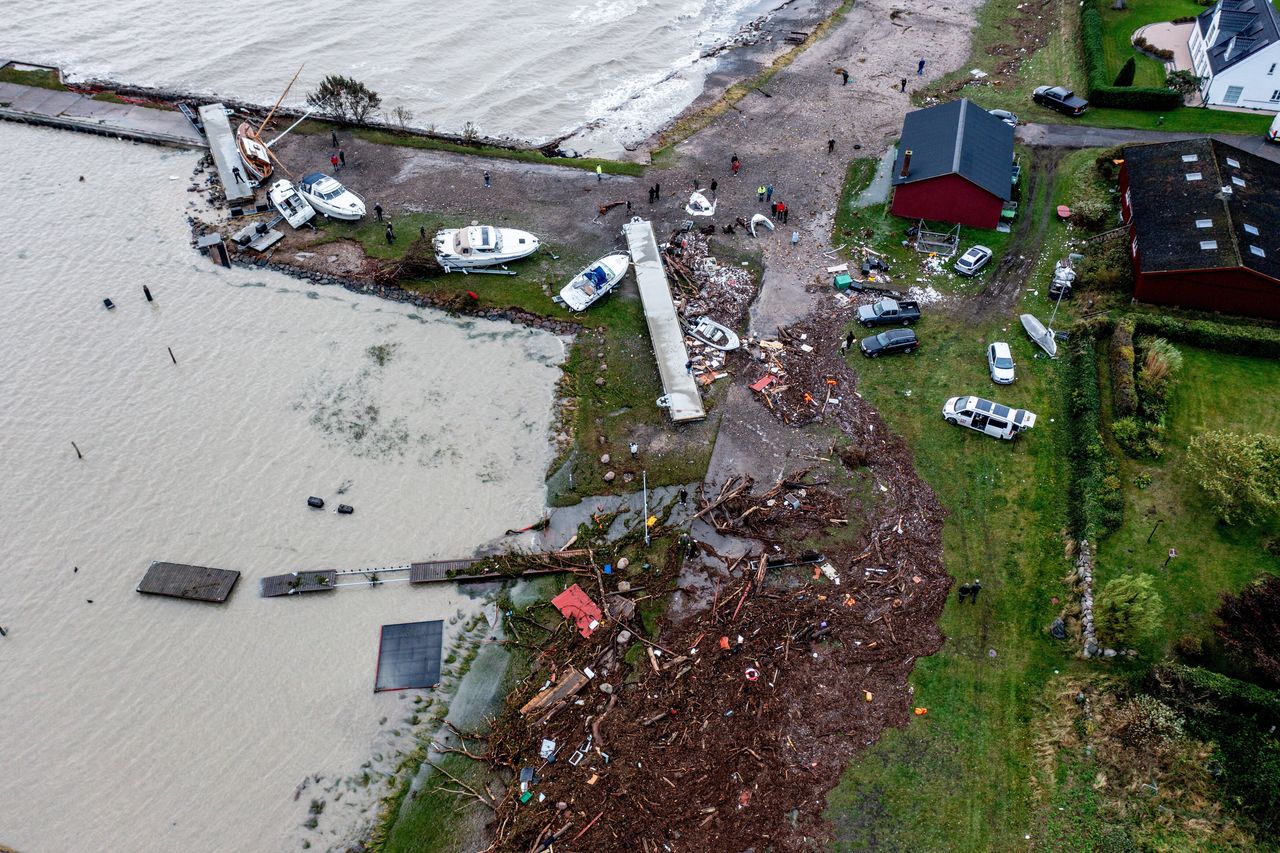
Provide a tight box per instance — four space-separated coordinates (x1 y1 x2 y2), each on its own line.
554 253 630 312
297 172 366 220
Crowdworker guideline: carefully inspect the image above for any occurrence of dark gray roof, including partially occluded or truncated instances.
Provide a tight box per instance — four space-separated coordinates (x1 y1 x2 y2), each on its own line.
1123 138 1280 282
1197 0 1280 74
891 99 1014 201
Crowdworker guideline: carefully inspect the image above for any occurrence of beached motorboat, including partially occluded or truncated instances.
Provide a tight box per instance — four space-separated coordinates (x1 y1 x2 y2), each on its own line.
554 253 630 312
267 179 316 229
236 122 273 182
297 172 366 220
685 191 716 217
749 213 775 237
433 224 540 271
688 316 740 351
1020 313 1058 358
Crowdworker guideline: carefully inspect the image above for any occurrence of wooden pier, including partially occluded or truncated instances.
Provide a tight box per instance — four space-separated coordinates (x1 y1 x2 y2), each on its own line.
137 562 240 603
259 570 339 597
0 69 206 149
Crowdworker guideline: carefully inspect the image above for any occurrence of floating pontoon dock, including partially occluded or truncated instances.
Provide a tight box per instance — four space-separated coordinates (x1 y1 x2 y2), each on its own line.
0 72 206 149
622 217 706 423
137 561 240 603
198 103 256 203
259 570 339 597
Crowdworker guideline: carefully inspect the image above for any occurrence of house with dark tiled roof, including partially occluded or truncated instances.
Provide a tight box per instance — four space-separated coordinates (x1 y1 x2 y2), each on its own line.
890 99 1015 229
1188 0 1280 109
1119 138 1280 320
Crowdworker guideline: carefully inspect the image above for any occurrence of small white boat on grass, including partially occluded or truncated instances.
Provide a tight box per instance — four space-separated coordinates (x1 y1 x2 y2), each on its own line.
267 179 315 229
749 213 775 237
434 223 540 271
685 191 716 217
688 316 740 351
554 253 630 312
1020 313 1057 358
297 172 366 220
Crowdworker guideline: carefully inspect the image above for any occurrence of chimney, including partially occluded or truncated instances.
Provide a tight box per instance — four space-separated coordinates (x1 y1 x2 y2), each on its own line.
899 149 913 178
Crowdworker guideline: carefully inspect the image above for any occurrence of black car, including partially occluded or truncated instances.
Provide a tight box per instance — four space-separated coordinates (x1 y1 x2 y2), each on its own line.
1032 85 1089 117
860 328 919 357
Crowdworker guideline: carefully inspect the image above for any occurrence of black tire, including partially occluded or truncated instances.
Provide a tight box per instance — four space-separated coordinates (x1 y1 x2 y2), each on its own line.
869 351 879 358
906 346 917 353
946 417 958 425
862 321 873 328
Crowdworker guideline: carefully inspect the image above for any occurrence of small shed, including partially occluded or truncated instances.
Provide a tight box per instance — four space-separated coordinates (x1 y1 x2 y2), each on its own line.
890 99 1015 230
551 584 603 638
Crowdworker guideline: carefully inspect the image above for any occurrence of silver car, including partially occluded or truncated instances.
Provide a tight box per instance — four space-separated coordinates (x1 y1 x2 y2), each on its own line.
987 341 1016 384
954 245 993 276
988 109 1018 127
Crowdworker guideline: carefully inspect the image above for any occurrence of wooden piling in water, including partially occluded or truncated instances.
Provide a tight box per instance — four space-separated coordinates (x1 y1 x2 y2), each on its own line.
168 347 176 364
71 441 82 460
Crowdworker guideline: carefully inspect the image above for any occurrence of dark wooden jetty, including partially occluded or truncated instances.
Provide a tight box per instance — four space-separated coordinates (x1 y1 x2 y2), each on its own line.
260 570 339 597
137 562 240 603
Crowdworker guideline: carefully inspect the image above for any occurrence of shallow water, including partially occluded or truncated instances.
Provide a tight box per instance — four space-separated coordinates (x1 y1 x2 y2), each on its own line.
0 123 563 852
0 0 778 154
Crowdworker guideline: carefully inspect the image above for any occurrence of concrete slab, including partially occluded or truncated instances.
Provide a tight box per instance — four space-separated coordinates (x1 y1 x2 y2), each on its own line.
622 218 706 423
199 103 256 203
0 80 205 148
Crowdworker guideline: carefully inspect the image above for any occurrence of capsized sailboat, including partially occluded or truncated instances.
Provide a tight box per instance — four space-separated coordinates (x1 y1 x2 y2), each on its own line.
1019 313 1057 358
554 253 630 312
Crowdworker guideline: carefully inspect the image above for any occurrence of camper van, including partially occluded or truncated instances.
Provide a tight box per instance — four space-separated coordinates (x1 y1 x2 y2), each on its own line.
1270 113 1280 143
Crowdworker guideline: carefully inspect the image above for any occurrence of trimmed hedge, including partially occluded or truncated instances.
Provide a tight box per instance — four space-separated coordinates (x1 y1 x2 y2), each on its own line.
1109 318 1138 417
1130 312 1280 358
1081 4 1183 110
1065 331 1125 538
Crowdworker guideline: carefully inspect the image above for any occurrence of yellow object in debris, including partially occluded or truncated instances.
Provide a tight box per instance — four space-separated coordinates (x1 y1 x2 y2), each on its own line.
646 515 657 527
864 691 873 702
914 707 929 715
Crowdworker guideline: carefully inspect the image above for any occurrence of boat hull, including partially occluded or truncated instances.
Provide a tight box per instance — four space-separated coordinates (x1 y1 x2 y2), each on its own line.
267 180 316 229
433 227 540 270
235 122 272 182
556 253 631 312
1019 313 1057 358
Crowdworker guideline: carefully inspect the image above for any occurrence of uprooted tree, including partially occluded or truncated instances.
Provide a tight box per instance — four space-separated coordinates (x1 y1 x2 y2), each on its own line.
1166 69 1205 99
1096 572 1164 647
1187 430 1280 525
1216 573 1280 687
306 75 382 124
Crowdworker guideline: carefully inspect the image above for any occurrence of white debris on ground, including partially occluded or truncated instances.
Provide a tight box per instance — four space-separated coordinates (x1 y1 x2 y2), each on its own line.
906 285 946 304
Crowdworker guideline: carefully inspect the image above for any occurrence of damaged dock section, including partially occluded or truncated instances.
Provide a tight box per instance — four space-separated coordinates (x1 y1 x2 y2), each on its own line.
622 217 706 423
137 561 240 603
198 103 255 203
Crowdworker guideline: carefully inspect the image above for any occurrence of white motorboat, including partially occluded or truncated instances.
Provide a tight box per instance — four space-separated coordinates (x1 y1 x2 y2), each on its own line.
554 253 630 312
1020 313 1058 358
433 224 540 271
267 179 316 229
688 315 740 351
685 191 716 217
297 172 366 220
749 213 775 237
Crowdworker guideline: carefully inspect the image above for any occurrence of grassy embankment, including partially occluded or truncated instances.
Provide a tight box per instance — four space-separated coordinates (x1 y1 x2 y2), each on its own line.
1095 347 1280 656
0 65 64 90
825 150 1086 850
927 0 1274 135
309 214 722 505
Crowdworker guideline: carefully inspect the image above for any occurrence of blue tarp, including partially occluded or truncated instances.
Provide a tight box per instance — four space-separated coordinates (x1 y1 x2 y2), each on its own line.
585 265 609 287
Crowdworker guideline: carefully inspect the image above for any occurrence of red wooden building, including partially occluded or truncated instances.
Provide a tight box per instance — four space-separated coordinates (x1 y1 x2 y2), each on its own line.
890 99 1014 229
1120 138 1280 321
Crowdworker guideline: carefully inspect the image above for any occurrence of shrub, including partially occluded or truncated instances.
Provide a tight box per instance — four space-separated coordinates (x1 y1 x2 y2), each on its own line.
1066 333 1126 537
1113 57 1137 87
1130 313 1280 358
1187 431 1280 525
1078 239 1134 292
1216 574 1280 687
1081 6 1184 109
1109 319 1138 417
1072 196 1114 230
1136 336 1183 402
1096 573 1165 646
1132 36 1175 61
1111 416 1143 453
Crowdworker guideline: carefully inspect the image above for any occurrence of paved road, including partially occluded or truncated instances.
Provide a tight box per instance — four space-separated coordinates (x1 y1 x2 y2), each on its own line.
1019 121 1280 162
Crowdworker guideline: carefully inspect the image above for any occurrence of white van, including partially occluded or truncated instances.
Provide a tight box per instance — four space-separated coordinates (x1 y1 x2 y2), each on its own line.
1270 113 1280 143
943 396 1037 440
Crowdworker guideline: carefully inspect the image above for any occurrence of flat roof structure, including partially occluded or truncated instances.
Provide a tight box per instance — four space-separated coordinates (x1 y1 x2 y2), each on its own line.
374 620 444 692
622 218 706 423
198 103 256 203
136 561 240 603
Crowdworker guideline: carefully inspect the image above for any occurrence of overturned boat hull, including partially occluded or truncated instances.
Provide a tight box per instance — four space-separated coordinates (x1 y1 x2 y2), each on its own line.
1020 313 1057 358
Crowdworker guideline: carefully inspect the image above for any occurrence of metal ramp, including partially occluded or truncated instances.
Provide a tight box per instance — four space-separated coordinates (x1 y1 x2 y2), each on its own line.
622 217 706 423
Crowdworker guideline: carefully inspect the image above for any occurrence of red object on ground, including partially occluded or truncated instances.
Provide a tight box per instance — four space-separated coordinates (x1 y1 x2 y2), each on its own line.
467 290 479 300
551 584 604 638
1057 205 1071 219
749 375 776 393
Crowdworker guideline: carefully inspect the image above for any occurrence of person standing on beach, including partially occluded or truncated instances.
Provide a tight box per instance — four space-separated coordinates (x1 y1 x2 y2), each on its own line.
694 177 701 191
710 179 718 197
374 203 383 222
828 138 836 154
648 187 655 203
918 57 926 76
385 222 395 245
766 184 774 203
484 170 491 188
655 182 661 199
840 68 850 85
331 130 339 147
900 78 908 93
338 149 346 168
778 201 788 223
330 153 340 171
731 155 741 176
757 185 766 202
596 164 603 182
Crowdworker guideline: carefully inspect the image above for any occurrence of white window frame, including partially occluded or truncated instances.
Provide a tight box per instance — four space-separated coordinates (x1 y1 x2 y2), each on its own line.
1224 85 1244 104
1245 223 1259 235
1196 218 1213 228
1200 240 1219 250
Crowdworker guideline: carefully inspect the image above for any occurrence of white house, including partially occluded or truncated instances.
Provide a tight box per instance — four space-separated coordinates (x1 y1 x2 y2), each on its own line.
1188 0 1280 110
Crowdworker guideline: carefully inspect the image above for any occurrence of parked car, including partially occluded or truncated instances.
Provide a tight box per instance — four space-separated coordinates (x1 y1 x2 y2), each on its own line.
989 108 1018 127
1032 85 1089 117
943 396 1037 440
856 297 922 327
954 245 993 276
987 341 1016 384
860 328 920 357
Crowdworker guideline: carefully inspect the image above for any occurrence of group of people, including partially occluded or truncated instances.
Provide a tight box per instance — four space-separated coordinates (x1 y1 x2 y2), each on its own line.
957 579 983 603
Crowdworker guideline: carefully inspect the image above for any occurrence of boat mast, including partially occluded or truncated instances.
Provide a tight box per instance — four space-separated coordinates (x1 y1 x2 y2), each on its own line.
256 65 305 135
267 109 315 148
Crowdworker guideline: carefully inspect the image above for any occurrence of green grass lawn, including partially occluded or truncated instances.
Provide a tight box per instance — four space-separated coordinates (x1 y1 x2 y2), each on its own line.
1095 347 1280 655
1097 0 1203 88
0 65 64 90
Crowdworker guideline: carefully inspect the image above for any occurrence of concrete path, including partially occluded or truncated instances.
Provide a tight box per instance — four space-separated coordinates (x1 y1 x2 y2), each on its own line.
0 81 205 148
1019 121 1280 161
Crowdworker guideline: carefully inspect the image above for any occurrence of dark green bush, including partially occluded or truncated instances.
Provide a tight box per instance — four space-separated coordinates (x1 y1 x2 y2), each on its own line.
1065 332 1125 537
1081 4 1183 110
1109 319 1138 417
1113 57 1136 87
1077 239 1134 292
1130 313 1280 358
